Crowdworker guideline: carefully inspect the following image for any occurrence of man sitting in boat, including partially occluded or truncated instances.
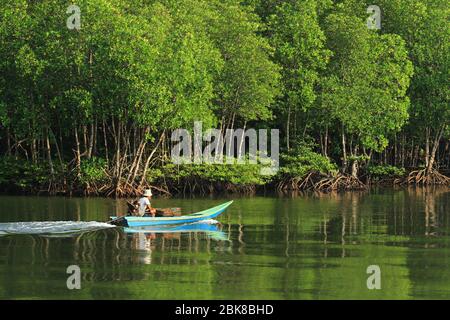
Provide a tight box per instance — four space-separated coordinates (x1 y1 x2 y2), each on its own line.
126 189 182 217
138 189 157 217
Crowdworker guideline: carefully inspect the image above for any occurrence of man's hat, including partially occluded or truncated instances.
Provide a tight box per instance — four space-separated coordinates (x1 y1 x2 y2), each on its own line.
143 189 153 197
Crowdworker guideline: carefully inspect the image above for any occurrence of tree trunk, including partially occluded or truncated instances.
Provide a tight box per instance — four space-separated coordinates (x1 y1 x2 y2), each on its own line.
31 137 37 164
427 125 445 174
342 128 347 173
394 133 397 166
413 145 419 168
103 119 109 164
351 145 359 178
445 140 450 168
425 127 430 168
45 128 55 176
87 122 94 159
351 160 358 178
83 125 88 156
401 134 405 168
126 127 149 186
50 128 64 173
74 127 81 178
92 118 97 156
139 131 165 188
215 117 225 162
117 122 130 186
238 121 247 158
114 119 121 178
226 112 235 157
286 106 290 151
6 127 11 156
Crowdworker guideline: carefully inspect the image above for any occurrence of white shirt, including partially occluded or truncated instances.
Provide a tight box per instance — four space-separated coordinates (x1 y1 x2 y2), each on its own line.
138 197 151 215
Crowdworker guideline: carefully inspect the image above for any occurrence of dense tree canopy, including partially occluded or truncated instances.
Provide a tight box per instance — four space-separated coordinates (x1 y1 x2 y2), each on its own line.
0 0 448 195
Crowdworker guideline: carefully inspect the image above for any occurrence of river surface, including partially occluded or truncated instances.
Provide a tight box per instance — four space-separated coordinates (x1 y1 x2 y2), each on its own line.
0 187 449 300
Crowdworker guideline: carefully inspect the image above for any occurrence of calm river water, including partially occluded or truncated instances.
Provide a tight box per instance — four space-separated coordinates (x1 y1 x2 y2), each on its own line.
0 187 449 299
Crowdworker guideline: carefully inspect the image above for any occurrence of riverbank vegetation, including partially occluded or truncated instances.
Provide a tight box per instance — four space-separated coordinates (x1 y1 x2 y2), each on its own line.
0 0 448 196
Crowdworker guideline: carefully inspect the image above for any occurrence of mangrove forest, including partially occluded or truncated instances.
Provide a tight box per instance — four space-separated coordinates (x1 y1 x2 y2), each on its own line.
0 0 448 196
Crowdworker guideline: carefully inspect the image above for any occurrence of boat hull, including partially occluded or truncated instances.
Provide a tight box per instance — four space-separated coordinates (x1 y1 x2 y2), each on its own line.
123 221 220 233
110 201 233 227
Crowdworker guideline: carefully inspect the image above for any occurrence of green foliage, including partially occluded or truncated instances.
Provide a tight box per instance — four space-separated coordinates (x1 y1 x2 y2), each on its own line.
79 157 107 184
0 0 447 195
321 5 413 152
208 0 281 122
152 160 273 187
279 144 338 179
376 0 449 138
50 88 93 126
348 155 370 162
367 165 406 180
146 168 164 184
269 0 331 111
0 157 52 190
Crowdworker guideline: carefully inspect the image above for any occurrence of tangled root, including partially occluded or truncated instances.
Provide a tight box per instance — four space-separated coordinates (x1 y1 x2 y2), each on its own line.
224 183 256 194
315 174 367 192
277 171 319 192
277 172 367 192
406 169 450 186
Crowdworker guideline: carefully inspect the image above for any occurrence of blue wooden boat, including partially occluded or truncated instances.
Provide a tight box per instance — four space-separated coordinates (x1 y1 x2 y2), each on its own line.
109 201 233 227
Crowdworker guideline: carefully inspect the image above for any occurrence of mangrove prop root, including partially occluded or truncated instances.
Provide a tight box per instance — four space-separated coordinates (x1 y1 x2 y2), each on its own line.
277 172 367 192
406 169 450 186
15 166 450 197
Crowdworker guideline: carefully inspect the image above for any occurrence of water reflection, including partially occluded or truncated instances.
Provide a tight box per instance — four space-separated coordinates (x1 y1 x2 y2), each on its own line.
125 223 229 264
124 222 227 239
312 187 450 242
0 187 449 299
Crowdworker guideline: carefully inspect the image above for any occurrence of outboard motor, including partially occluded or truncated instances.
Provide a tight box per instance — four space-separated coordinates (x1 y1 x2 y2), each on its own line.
107 216 129 227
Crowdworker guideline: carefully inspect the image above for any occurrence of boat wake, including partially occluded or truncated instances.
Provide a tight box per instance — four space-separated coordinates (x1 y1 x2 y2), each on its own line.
0 221 115 237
